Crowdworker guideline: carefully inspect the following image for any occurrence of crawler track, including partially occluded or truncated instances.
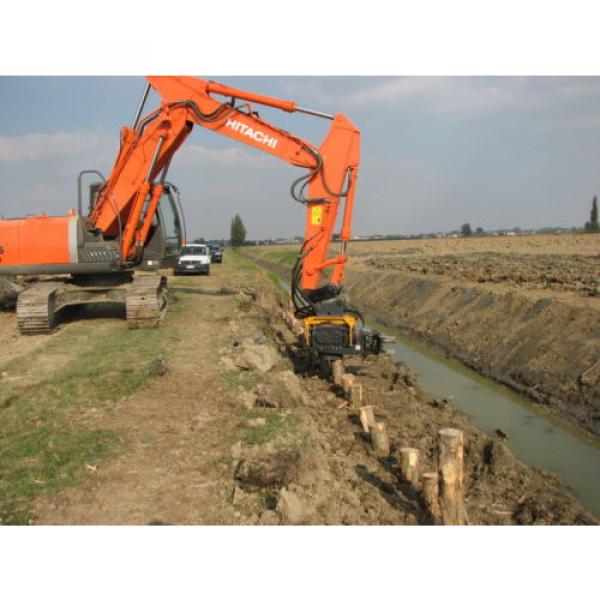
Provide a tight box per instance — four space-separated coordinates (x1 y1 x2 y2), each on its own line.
16 274 168 334
125 274 168 329
16 281 63 334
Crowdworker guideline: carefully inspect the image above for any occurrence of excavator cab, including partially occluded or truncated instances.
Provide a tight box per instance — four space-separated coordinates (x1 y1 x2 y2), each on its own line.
84 176 185 272
139 182 185 270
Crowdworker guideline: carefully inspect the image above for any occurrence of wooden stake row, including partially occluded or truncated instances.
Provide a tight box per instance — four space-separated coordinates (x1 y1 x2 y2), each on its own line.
392 430 467 525
334 362 365 410
328 361 467 525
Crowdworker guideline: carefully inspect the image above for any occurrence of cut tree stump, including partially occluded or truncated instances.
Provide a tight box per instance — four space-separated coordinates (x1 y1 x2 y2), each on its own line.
437 428 468 525
360 405 376 433
399 447 420 487
350 382 364 408
371 421 390 457
341 373 355 398
421 472 440 523
331 359 345 387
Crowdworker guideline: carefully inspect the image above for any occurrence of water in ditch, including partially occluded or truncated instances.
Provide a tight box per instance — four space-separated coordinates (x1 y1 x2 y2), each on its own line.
269 269 600 518
384 329 600 518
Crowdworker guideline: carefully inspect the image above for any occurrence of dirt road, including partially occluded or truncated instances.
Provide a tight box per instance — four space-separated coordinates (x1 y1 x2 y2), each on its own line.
0 252 594 525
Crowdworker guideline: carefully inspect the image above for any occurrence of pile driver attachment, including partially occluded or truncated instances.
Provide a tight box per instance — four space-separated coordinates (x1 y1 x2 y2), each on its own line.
290 254 384 359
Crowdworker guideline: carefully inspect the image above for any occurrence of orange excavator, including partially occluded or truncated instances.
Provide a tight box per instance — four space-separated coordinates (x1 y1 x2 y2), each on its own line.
0 76 383 358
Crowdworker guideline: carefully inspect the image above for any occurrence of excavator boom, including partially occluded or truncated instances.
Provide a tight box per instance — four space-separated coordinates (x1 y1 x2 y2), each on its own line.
0 76 382 357
91 76 359 292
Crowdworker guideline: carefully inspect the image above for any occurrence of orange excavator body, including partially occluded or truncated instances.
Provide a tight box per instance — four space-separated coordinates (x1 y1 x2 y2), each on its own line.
0 213 75 267
1 76 359 290
0 77 383 355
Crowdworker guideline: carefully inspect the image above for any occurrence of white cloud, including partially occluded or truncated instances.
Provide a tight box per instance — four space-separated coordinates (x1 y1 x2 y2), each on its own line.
339 77 522 115
345 78 446 105
175 143 279 169
0 130 115 163
282 77 600 122
0 130 282 174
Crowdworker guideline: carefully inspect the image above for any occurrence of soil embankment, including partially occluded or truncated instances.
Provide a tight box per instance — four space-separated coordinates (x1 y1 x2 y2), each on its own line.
1 252 594 524
246 235 600 437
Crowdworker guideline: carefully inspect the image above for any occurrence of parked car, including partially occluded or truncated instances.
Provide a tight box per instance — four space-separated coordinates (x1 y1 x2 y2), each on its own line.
208 245 223 263
173 244 211 275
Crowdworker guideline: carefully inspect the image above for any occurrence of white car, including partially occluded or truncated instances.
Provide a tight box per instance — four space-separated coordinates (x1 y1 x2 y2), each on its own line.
173 244 211 275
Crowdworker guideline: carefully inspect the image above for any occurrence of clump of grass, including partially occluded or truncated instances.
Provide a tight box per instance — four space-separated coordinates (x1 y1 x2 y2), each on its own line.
166 289 184 314
0 428 120 525
267 379 300 408
237 300 253 313
266 272 288 296
228 251 259 271
270 250 297 267
240 409 294 446
219 369 264 391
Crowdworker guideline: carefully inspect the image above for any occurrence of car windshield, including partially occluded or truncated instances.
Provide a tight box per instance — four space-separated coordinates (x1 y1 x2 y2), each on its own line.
182 246 207 255
209 246 221 252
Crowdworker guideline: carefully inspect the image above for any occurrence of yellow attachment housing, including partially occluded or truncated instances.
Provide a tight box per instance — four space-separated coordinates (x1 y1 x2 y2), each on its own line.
303 314 359 349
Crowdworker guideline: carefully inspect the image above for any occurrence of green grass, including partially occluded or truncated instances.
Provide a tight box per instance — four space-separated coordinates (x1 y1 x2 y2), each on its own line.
228 250 259 271
266 271 288 296
265 250 297 267
268 379 301 408
234 248 289 296
229 249 288 301
219 368 264 391
237 299 253 312
0 321 176 524
239 409 295 446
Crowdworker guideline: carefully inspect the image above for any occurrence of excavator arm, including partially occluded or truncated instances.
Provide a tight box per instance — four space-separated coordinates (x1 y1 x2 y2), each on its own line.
1 76 383 356
91 76 359 302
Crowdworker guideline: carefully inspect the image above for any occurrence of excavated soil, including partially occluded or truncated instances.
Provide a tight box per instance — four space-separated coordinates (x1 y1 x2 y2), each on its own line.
24 256 595 525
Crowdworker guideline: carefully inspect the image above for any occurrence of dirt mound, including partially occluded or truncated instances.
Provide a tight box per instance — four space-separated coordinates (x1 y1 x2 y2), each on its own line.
343 266 600 436
235 449 301 491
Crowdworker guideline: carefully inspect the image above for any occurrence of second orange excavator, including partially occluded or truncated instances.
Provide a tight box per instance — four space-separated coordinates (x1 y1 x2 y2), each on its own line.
0 76 383 358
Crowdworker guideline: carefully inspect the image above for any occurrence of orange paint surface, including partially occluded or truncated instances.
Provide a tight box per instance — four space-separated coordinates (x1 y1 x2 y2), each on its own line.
0 215 70 266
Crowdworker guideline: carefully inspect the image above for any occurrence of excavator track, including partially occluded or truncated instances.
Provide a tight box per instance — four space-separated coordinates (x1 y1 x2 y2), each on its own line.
15 274 168 334
125 274 168 329
16 281 63 334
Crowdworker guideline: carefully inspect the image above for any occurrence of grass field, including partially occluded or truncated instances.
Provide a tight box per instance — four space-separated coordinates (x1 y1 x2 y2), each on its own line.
0 299 181 524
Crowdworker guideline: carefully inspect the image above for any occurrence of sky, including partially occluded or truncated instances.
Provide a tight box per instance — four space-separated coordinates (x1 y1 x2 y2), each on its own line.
0 76 599 240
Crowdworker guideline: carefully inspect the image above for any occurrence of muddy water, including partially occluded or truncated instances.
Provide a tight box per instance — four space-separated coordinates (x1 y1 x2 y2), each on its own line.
384 329 600 518
267 268 600 518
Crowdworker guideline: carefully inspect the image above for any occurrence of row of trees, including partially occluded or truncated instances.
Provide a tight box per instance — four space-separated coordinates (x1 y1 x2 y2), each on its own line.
460 223 484 237
204 198 600 247
460 197 599 237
